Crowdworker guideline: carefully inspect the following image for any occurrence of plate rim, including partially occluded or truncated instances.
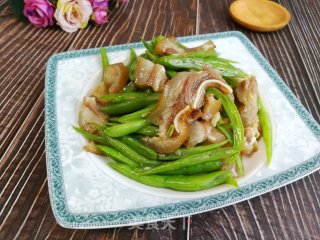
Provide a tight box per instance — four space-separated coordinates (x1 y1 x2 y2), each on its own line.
45 31 320 229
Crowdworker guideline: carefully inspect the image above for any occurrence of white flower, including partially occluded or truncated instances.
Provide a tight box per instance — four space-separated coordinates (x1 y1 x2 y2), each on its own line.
54 0 93 33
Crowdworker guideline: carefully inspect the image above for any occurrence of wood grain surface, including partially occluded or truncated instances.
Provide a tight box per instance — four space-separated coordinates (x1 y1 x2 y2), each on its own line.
0 0 319 239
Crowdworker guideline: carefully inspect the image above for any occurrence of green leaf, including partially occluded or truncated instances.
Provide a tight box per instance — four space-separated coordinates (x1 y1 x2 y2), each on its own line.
9 0 28 22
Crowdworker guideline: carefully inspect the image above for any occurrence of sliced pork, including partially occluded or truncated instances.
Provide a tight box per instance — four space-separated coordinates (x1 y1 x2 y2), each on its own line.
134 57 167 92
235 75 261 155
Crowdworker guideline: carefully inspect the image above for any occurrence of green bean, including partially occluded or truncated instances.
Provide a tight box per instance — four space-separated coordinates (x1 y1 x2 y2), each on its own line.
158 56 203 71
121 136 157 160
100 48 109 68
100 92 151 103
231 153 244 177
151 35 165 50
141 38 153 53
176 50 217 58
204 58 246 79
83 123 106 132
101 134 159 166
234 154 244 177
100 48 109 83
258 96 273 165
97 145 139 168
110 162 237 191
104 119 149 137
118 104 156 123
108 117 119 122
122 81 138 93
208 88 245 176
208 89 244 150
157 140 229 161
161 160 222 175
157 56 246 79
73 126 157 167
99 48 108 85
73 126 110 145
136 125 159 136
176 40 187 49
105 122 118 127
129 48 137 81
217 124 233 145
142 147 238 175
166 69 177 78
100 94 160 115
225 176 238 187
141 35 165 56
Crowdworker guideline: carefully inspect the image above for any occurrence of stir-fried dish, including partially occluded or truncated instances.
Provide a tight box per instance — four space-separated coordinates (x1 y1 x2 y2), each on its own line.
74 36 272 192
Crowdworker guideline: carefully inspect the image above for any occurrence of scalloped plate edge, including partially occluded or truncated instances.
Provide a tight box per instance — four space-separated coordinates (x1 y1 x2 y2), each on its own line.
45 31 320 229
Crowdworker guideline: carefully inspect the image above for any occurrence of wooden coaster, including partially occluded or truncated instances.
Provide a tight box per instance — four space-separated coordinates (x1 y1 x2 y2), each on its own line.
230 0 291 32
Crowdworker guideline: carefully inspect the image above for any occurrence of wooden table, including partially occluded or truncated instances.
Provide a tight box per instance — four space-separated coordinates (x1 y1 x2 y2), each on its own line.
1 0 319 239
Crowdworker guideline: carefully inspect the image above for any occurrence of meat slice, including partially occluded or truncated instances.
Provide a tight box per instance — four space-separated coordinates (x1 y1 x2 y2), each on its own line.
103 63 129 93
78 96 108 133
154 37 185 55
235 76 261 155
134 57 167 92
92 63 129 103
154 37 216 56
145 69 227 154
185 120 212 148
206 127 227 144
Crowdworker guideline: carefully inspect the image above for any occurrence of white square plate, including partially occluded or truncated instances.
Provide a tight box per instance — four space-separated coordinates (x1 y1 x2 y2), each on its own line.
45 31 320 229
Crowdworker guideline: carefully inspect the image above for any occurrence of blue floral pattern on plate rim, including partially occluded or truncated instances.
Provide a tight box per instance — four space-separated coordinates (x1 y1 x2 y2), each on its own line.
45 31 320 228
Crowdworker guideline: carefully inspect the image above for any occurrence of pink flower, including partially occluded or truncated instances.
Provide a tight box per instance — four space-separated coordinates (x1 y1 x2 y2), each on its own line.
54 0 93 33
91 7 108 25
91 0 109 9
90 0 108 25
23 0 55 28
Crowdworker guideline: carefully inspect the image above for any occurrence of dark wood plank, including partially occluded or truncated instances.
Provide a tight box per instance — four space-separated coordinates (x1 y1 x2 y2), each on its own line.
193 0 320 239
0 0 196 239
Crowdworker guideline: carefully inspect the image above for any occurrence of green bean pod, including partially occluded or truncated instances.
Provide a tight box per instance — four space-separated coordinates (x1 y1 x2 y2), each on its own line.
122 81 138 93
141 38 153 53
157 140 229 161
104 119 149 137
160 160 222 175
231 153 244 177
100 94 160 115
129 48 137 81
204 58 247 79
100 48 109 67
121 136 157 160
208 88 245 176
105 122 118 127
141 147 238 175
97 145 139 168
73 126 110 146
166 69 177 79
208 89 244 150
136 125 159 136
217 124 233 145
178 50 218 58
100 48 109 82
157 56 246 79
118 104 156 123
110 162 237 191
100 92 151 103
258 95 273 165
158 56 203 71
101 134 159 166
